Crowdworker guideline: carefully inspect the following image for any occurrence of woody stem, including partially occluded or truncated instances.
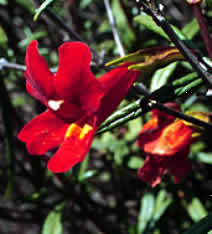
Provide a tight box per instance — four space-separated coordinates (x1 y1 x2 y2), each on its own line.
139 1 212 87
191 3 212 59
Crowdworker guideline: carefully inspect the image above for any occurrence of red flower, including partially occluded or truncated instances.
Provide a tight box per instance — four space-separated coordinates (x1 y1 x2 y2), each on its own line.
137 103 194 187
18 40 140 173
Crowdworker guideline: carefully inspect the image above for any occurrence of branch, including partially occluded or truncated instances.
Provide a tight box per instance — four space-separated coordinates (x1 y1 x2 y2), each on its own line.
191 3 212 59
0 58 26 71
138 0 212 87
104 0 125 57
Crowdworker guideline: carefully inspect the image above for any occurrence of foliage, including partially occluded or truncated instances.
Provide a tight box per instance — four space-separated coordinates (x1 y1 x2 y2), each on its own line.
0 0 212 233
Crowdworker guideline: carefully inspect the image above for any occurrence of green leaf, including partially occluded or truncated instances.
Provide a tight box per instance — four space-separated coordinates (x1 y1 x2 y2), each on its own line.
203 57 212 69
182 19 199 40
18 28 46 48
0 26 8 48
93 132 129 165
152 190 172 222
79 170 97 182
16 0 34 12
205 0 212 9
125 118 142 141
134 13 169 40
134 14 186 41
80 0 92 8
34 0 54 21
150 62 178 92
137 192 155 233
78 152 89 181
111 0 135 48
42 203 64 234
183 213 212 234
0 0 7 5
128 157 144 169
196 152 212 165
187 198 207 222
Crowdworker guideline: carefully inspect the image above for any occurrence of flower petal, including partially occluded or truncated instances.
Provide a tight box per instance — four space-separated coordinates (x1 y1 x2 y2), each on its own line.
97 67 140 125
137 116 162 152
25 40 54 101
54 42 104 114
26 82 48 105
47 117 97 173
138 155 167 187
169 147 191 183
137 103 186 155
18 110 69 155
138 148 191 187
151 120 193 156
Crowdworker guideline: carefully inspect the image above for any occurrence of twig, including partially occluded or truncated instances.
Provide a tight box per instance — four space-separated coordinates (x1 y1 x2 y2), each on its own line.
191 3 212 59
104 0 125 57
0 58 56 73
138 1 212 87
36 4 104 66
136 84 212 131
0 58 26 71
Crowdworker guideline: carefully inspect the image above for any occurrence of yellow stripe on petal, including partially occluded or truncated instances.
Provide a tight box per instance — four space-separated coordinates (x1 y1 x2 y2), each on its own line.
65 123 82 138
65 123 93 139
79 124 93 139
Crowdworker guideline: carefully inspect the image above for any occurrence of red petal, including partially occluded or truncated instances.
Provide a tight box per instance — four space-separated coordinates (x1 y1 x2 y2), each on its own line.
97 67 140 125
138 155 167 187
138 148 191 187
47 117 97 173
18 110 69 155
54 42 104 114
25 41 54 102
137 116 162 152
169 147 191 183
150 120 193 156
26 82 48 105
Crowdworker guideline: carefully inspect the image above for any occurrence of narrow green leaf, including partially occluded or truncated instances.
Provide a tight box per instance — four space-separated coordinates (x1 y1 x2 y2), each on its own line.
78 153 89 181
17 0 34 12
134 13 169 40
125 118 142 141
150 62 178 92
196 152 212 165
112 0 135 48
128 157 144 169
42 203 64 234
134 14 186 41
187 198 207 222
137 192 155 234
182 19 199 40
153 190 172 222
79 170 97 182
203 57 212 69
0 26 8 48
34 0 54 21
18 28 46 48
183 213 212 234
80 0 92 8
0 0 7 5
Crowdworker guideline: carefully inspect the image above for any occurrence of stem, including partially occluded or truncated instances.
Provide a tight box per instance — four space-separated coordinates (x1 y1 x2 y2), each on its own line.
104 0 125 57
0 58 26 71
192 3 212 59
139 1 212 87
148 100 212 130
35 0 104 66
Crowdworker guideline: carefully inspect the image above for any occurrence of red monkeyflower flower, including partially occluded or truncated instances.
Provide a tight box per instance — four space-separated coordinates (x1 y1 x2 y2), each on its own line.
18 40 140 173
137 103 194 187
